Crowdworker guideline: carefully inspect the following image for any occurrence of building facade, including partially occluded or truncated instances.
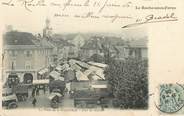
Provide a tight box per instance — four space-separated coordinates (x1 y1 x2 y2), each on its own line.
80 36 103 60
2 31 54 83
125 38 148 59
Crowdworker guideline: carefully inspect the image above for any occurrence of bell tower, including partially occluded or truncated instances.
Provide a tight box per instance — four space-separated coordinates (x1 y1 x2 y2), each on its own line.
43 18 52 39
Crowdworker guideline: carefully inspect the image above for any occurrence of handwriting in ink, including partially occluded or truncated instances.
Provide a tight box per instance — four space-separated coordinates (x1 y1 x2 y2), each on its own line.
122 13 178 28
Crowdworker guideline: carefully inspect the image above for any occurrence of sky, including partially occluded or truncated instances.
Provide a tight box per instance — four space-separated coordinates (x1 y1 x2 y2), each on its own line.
1 0 147 39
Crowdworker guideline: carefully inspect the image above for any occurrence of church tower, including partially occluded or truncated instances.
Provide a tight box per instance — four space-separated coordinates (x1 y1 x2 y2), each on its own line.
43 18 52 39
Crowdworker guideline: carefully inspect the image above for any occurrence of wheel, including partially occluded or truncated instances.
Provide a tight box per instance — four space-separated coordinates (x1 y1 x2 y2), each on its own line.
80 101 87 108
8 102 17 109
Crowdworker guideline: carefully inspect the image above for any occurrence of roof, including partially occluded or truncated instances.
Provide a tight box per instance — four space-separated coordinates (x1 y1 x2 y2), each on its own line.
52 34 64 40
64 33 78 40
76 71 89 81
90 74 102 80
127 38 148 48
114 45 128 54
38 39 55 48
91 84 107 88
3 31 54 49
49 71 64 81
38 68 49 75
81 35 126 51
32 79 49 85
55 65 63 71
4 31 36 45
69 59 90 69
88 62 107 68
50 38 75 48
81 36 102 50
88 66 105 80
70 63 82 71
61 63 70 71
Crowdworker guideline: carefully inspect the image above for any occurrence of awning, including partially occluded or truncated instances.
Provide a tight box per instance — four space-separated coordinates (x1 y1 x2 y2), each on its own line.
50 64 56 67
2 94 17 101
48 92 63 100
76 71 89 81
3 88 12 94
75 60 90 69
89 66 105 80
91 85 107 88
49 71 64 81
83 69 93 76
91 75 102 80
70 64 81 71
32 79 49 85
55 66 62 71
55 65 65 71
88 62 107 68
38 68 49 75
62 63 70 71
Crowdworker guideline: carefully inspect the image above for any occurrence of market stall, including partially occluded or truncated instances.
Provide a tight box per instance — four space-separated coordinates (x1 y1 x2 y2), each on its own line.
37 68 49 79
49 71 64 81
32 79 50 94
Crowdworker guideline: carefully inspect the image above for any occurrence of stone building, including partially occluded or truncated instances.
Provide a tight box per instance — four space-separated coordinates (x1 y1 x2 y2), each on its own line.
2 31 54 83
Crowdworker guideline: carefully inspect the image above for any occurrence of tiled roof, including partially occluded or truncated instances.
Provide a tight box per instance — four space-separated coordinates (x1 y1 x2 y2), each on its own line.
4 31 36 45
50 38 75 48
3 31 54 49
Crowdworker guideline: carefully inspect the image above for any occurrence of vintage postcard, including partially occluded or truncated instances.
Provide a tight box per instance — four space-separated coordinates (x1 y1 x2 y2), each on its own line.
0 0 184 116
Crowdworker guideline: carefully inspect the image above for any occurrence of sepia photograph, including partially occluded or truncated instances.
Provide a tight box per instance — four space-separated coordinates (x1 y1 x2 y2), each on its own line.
1 0 183 115
2 19 148 110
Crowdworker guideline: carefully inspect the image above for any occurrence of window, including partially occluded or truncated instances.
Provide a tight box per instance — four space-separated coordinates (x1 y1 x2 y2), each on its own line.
9 50 17 57
12 51 17 57
129 49 133 56
25 61 32 69
10 60 16 70
25 50 32 57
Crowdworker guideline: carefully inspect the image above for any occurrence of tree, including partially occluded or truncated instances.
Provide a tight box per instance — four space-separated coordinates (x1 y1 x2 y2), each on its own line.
104 58 148 109
89 54 104 63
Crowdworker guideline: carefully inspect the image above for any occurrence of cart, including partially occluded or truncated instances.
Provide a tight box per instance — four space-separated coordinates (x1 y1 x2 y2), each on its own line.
48 92 63 108
2 94 18 109
14 84 30 101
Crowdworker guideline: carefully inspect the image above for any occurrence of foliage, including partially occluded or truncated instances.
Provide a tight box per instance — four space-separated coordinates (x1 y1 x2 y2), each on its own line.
104 58 148 109
89 54 104 63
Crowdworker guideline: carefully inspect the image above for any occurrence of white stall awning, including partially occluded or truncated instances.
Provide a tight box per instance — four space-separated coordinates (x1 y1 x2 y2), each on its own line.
91 85 107 88
49 71 64 81
76 71 89 81
38 68 49 75
32 79 49 85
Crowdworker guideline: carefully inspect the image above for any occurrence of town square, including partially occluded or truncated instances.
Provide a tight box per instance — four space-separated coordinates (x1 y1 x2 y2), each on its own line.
2 19 148 110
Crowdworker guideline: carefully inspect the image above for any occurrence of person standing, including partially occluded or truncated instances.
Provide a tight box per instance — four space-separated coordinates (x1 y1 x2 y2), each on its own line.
32 88 35 97
32 97 37 107
99 97 105 111
35 87 39 96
